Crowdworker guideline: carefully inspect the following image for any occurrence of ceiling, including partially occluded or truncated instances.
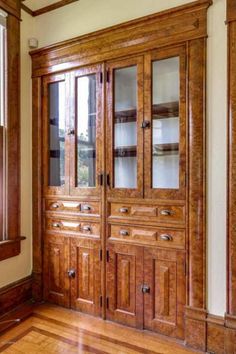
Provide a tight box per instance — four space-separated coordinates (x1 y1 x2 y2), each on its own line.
23 0 60 11
21 0 79 16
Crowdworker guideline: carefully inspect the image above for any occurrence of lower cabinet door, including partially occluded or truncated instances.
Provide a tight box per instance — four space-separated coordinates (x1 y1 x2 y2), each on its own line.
143 248 186 339
70 238 102 317
106 243 143 328
44 234 70 307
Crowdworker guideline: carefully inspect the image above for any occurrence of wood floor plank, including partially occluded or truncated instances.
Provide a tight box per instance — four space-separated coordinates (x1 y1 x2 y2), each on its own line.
0 303 202 354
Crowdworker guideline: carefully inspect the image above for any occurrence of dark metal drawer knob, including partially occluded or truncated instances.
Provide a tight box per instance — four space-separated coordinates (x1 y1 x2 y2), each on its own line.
68 269 76 278
142 285 150 294
51 203 60 209
52 222 60 228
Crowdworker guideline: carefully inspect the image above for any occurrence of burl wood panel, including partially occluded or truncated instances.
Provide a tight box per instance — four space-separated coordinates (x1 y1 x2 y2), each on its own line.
188 37 206 309
70 238 102 317
106 243 143 329
144 248 186 340
43 234 70 308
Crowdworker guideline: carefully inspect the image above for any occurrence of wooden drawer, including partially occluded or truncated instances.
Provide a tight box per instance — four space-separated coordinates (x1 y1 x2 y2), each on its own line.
46 217 100 238
109 224 185 249
109 203 185 225
45 200 100 216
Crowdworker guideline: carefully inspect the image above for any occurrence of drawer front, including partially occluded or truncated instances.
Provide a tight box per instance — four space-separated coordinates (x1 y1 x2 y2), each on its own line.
109 224 185 249
46 218 100 238
109 203 185 224
45 200 100 216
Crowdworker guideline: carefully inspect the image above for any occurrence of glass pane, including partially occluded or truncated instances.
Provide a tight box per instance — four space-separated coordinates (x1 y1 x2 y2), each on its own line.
114 66 137 188
48 81 66 187
76 74 96 188
152 57 180 189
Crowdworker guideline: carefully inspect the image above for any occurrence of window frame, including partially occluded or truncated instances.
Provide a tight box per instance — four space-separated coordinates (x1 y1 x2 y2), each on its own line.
0 1 24 261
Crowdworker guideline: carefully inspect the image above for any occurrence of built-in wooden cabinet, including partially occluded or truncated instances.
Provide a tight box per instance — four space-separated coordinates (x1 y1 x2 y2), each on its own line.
33 1 210 345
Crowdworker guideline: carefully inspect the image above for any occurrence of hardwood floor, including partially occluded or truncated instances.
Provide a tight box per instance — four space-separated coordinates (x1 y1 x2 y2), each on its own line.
0 304 202 353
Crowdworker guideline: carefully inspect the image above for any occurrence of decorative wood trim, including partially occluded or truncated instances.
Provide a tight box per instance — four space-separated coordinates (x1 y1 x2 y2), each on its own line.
0 276 32 319
0 0 21 19
0 6 23 260
227 0 236 333
0 301 34 334
30 0 212 77
21 0 79 17
32 78 43 301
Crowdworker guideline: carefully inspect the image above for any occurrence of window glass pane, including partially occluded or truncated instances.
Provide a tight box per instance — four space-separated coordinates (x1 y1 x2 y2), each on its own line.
114 66 137 188
76 74 96 188
48 81 66 187
152 57 180 189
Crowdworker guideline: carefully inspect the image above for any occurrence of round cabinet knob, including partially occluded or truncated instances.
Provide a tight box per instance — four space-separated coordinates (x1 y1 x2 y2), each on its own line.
120 230 129 236
68 269 76 278
142 285 150 294
160 234 173 241
119 207 128 214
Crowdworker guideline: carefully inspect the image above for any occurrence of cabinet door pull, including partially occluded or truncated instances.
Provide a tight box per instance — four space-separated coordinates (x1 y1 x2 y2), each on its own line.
52 222 61 228
160 209 173 216
68 269 76 278
142 285 150 294
160 234 173 241
119 207 128 214
141 120 151 129
67 129 75 136
120 230 129 236
83 225 92 232
82 205 91 211
51 203 60 209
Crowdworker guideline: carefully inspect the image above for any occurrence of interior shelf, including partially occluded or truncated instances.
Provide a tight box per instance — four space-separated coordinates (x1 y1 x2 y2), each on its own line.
114 145 137 158
114 101 179 123
153 143 179 156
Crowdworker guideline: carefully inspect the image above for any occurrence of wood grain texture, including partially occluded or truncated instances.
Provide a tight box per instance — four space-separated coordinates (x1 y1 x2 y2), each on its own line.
227 3 236 326
30 0 211 77
0 10 24 260
32 77 43 301
0 0 21 18
0 276 32 318
227 0 236 23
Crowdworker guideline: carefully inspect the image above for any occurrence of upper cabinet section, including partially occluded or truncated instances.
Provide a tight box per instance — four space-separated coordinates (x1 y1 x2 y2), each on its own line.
70 65 103 197
144 46 187 200
106 57 144 198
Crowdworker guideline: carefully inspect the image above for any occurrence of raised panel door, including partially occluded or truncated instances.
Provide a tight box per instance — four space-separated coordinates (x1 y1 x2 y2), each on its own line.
70 238 102 317
143 248 186 339
43 234 70 307
144 45 187 200
106 243 143 328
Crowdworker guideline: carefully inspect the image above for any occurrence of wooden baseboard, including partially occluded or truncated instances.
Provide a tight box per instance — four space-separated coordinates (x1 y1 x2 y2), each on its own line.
0 276 33 318
185 307 236 353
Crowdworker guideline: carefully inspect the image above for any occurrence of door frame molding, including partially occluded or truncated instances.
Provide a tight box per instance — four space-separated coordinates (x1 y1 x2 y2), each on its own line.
31 0 211 348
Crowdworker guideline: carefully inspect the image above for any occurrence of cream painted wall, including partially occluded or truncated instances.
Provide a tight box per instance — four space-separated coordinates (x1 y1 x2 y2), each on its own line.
0 0 226 316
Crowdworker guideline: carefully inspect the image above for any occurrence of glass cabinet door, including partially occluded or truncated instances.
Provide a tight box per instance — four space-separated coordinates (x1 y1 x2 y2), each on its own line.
43 73 70 195
144 46 186 199
69 65 103 197
106 57 144 198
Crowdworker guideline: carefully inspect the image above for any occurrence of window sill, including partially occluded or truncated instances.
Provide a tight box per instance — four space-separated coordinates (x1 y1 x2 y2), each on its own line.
0 236 26 261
